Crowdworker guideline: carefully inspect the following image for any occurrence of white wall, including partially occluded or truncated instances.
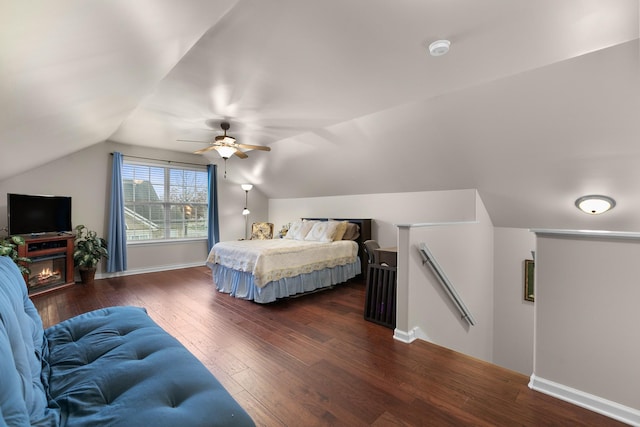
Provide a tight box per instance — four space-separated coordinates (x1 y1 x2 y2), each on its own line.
0 140 270 275
493 227 536 375
397 193 494 362
532 231 640 423
269 189 477 247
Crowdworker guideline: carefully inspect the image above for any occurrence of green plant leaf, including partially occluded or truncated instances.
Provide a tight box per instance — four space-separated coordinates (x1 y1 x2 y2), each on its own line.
73 225 108 268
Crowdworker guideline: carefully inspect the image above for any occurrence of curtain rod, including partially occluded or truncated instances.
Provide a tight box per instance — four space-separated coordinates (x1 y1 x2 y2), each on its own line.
110 153 209 168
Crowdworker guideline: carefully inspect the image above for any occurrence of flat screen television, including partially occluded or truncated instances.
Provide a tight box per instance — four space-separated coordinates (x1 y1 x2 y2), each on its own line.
7 193 72 236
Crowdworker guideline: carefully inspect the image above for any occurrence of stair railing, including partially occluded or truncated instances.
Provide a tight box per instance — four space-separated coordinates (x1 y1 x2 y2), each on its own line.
418 242 477 326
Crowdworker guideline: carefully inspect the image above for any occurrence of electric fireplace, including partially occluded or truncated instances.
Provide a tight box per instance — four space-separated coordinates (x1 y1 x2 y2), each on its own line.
17 233 75 295
28 254 66 292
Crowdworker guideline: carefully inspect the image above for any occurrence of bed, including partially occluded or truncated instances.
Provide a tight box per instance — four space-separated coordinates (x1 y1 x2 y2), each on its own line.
206 218 372 303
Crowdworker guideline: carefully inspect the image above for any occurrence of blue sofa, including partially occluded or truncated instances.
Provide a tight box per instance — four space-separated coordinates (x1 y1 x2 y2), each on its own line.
0 257 255 426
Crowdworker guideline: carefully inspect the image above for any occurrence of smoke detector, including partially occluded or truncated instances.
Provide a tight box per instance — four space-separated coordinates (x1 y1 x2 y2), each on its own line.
428 39 451 56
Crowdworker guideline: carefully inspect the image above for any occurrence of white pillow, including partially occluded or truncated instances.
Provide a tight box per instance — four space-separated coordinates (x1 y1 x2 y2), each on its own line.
284 221 302 239
285 220 316 240
304 220 341 242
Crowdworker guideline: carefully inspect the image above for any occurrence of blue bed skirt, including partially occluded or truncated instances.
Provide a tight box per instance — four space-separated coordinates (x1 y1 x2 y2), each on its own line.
207 258 361 304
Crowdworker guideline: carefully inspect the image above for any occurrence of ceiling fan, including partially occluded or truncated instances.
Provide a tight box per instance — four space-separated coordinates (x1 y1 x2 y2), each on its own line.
178 122 271 159
178 122 271 178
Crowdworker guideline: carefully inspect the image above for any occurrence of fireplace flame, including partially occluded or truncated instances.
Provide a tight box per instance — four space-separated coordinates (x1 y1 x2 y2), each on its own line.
37 268 61 282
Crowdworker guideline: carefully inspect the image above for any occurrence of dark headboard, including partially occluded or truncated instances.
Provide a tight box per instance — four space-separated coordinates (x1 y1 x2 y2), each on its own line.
301 218 372 276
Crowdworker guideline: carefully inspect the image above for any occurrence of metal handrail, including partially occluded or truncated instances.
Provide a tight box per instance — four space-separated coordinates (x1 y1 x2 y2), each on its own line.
418 243 477 326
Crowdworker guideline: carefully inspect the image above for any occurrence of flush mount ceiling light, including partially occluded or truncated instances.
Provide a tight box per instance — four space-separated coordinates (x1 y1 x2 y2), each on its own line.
428 39 450 56
575 195 616 215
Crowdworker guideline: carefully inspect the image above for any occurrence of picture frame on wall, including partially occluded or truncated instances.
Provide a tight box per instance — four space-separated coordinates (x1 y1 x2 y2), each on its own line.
524 259 534 302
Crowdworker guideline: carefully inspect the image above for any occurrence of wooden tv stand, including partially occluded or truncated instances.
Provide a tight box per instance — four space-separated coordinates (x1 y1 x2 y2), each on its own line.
17 233 75 296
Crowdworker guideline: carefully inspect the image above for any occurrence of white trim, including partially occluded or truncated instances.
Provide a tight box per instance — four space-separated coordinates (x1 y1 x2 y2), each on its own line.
393 326 430 343
393 328 417 343
95 261 206 279
531 228 640 240
396 220 479 228
529 374 640 426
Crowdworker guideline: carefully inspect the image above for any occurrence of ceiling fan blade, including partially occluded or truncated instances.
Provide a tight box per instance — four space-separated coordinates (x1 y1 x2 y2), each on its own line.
237 143 271 151
234 150 249 159
177 139 209 143
193 145 218 154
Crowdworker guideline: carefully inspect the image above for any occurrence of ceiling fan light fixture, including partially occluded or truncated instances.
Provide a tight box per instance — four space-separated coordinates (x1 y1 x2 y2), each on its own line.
428 39 450 56
575 195 616 215
216 146 236 159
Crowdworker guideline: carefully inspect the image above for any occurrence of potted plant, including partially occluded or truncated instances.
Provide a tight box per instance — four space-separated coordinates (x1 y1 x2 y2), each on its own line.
73 225 108 284
0 235 31 275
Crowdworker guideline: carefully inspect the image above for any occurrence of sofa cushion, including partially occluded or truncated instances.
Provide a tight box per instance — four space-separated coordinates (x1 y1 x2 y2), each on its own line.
44 306 254 427
0 256 58 426
0 324 31 425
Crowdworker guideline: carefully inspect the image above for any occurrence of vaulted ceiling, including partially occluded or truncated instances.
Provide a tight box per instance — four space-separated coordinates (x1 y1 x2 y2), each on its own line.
2 0 639 230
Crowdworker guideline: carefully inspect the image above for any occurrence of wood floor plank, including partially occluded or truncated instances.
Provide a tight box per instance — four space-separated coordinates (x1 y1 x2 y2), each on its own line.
31 267 626 426
231 390 286 427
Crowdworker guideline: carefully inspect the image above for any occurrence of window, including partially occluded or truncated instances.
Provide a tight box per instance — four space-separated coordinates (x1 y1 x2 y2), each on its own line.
121 161 208 241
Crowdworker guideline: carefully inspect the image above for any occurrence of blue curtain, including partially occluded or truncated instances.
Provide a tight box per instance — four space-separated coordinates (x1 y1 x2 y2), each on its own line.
207 164 220 252
107 152 127 272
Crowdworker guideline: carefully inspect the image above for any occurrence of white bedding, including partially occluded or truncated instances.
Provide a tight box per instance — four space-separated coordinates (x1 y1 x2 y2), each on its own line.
206 239 358 288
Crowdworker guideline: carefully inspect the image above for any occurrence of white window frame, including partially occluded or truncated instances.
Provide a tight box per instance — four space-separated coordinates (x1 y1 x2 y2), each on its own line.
121 160 209 244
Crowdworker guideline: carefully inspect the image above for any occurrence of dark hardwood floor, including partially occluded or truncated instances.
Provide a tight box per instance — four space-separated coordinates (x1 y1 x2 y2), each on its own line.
32 267 623 426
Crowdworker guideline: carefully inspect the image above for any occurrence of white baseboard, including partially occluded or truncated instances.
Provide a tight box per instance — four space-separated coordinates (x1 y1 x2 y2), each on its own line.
95 262 207 280
393 328 416 343
529 374 640 426
393 326 430 343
